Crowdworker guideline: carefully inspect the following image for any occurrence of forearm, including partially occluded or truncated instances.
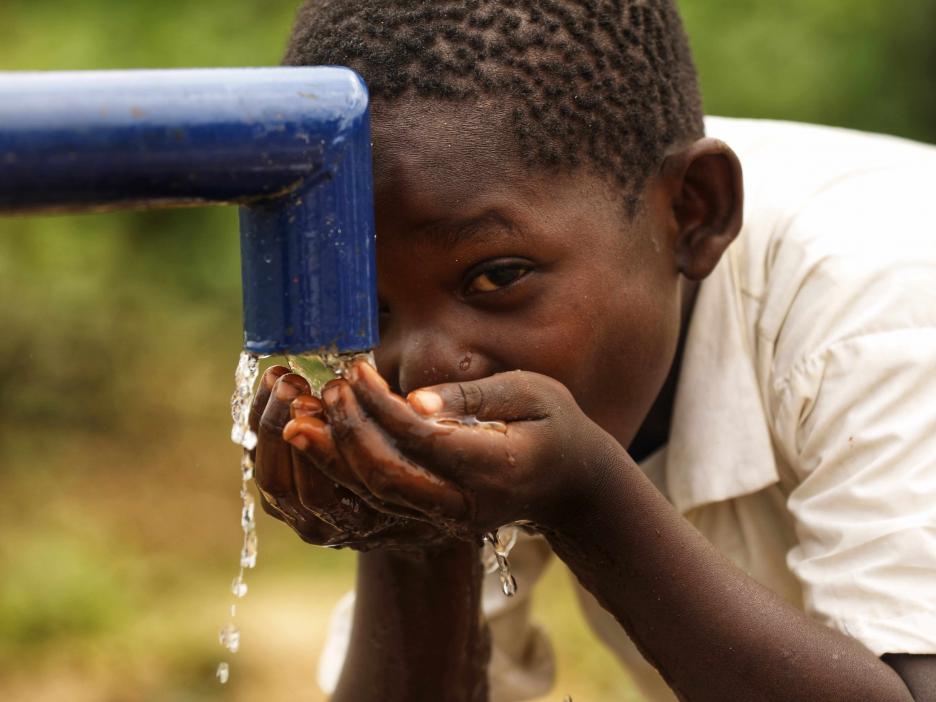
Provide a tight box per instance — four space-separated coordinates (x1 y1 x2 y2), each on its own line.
332 539 488 702
543 449 915 701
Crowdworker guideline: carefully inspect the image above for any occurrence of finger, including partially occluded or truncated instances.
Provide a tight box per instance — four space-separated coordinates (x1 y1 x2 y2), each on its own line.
408 370 558 423
289 394 344 522
284 413 433 521
346 360 454 444
346 360 513 478
249 366 290 437
284 414 371 496
258 491 349 547
260 388 371 536
321 380 468 520
286 375 473 522
287 401 386 535
255 373 307 498
261 478 457 552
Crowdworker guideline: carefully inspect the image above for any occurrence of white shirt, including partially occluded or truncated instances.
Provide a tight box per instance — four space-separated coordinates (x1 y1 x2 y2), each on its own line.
319 117 936 701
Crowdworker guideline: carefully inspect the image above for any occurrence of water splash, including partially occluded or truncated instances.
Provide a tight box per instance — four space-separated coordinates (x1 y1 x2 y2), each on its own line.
286 349 376 396
230 351 260 450
483 527 520 597
218 351 262 685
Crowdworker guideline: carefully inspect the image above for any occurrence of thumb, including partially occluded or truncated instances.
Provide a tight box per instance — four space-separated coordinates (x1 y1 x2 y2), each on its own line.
407 370 556 423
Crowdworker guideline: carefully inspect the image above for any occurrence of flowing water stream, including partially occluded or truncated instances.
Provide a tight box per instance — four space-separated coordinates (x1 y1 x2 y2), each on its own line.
217 351 262 684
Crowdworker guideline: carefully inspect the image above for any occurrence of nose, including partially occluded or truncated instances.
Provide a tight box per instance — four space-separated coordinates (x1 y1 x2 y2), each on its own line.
375 327 492 395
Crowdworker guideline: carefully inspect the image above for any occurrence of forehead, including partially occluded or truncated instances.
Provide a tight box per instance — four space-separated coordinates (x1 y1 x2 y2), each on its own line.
369 98 633 235
370 98 524 215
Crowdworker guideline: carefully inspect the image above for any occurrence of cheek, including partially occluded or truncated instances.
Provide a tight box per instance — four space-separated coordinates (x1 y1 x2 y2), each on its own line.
575 281 681 443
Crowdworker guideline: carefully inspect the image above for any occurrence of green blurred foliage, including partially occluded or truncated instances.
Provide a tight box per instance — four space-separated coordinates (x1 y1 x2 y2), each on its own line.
680 0 936 143
0 0 933 700
0 530 136 648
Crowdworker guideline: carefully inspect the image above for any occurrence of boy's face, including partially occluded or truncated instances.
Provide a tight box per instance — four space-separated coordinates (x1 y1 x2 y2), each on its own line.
370 101 686 448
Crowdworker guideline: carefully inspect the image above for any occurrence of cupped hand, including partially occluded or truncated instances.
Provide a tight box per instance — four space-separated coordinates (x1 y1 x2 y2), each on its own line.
283 360 619 537
250 366 457 551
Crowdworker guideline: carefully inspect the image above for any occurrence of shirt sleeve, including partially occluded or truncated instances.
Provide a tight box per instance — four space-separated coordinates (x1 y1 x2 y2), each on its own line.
773 329 936 655
316 532 556 700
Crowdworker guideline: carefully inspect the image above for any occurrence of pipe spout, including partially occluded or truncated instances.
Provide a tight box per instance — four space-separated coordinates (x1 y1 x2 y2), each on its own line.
0 67 378 355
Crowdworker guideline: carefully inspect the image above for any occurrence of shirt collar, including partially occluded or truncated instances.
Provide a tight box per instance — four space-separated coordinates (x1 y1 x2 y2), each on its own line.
663 247 780 513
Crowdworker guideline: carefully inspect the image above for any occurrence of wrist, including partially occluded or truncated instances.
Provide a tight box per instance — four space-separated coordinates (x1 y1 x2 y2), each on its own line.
342 537 488 702
357 535 479 575
541 428 633 535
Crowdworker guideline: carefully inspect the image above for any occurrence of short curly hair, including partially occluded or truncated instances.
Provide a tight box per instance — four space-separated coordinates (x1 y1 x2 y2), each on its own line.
284 0 704 209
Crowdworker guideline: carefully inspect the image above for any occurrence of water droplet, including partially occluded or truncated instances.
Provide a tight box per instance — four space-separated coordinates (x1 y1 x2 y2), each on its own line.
483 529 520 598
232 574 248 598
241 530 258 569
458 352 472 371
219 622 240 653
216 662 230 684
230 424 245 445
241 454 254 481
241 429 257 452
241 495 256 532
434 415 507 433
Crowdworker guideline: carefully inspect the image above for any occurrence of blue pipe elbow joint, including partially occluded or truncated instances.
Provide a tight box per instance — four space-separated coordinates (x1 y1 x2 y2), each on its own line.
0 67 379 356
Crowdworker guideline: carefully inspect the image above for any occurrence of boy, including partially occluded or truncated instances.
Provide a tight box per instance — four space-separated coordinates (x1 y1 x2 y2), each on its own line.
249 1 936 699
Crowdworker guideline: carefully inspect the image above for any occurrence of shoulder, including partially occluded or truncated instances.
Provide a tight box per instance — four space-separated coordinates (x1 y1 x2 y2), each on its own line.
689 121 936 658
705 117 936 381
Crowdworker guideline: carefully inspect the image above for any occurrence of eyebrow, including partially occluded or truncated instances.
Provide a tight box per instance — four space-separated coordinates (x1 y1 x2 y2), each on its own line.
411 209 523 249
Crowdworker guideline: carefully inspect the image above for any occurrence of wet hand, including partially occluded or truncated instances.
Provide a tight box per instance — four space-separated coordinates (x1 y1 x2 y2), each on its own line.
284 360 618 536
250 366 455 550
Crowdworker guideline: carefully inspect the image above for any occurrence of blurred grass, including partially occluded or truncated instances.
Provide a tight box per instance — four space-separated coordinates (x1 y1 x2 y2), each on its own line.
0 0 933 700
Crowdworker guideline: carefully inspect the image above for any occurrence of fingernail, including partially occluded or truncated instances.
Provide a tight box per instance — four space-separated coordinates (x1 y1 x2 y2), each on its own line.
262 366 287 389
284 415 325 439
322 384 340 406
283 418 318 451
276 376 302 401
286 432 310 451
290 395 320 418
408 390 443 415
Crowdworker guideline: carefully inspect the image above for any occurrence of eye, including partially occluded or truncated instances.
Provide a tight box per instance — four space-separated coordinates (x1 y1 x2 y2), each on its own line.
464 263 532 294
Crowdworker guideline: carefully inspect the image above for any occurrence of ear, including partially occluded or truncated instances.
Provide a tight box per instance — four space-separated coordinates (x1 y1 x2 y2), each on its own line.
660 138 743 280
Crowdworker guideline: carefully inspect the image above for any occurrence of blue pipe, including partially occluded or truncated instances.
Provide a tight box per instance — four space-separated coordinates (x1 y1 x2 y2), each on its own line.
0 67 378 355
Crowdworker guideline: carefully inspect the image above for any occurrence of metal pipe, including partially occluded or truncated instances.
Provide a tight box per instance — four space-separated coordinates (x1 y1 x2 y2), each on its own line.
0 67 378 355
